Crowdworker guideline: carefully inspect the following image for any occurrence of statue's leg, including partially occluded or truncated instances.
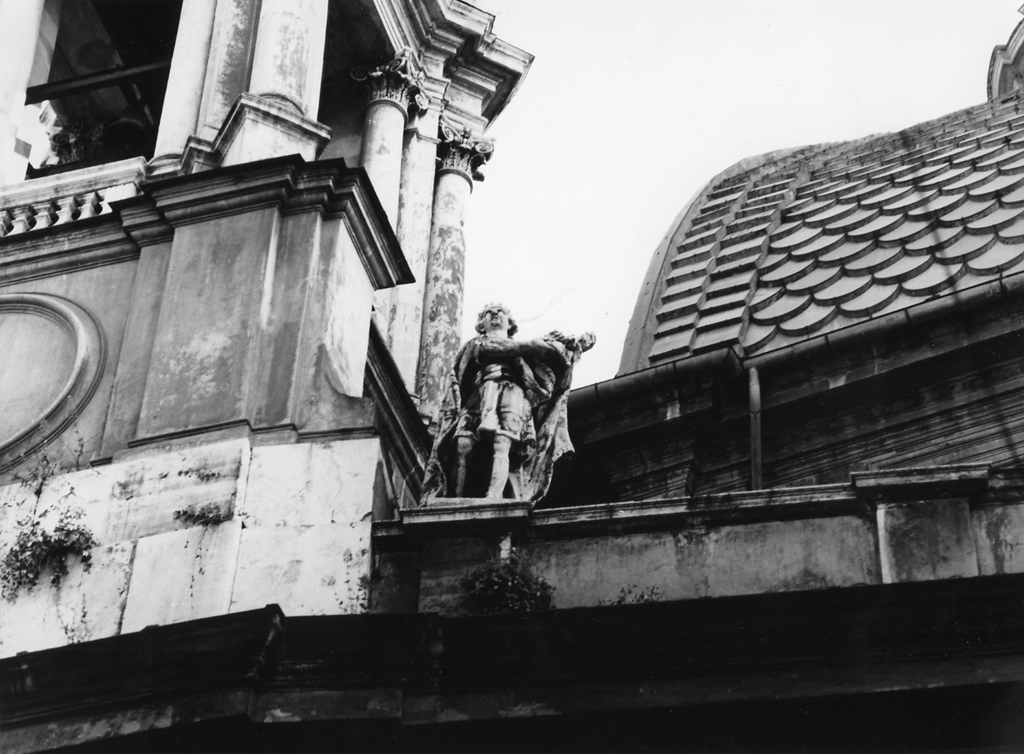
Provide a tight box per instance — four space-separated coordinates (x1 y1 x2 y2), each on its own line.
487 435 513 499
478 381 500 434
455 435 474 497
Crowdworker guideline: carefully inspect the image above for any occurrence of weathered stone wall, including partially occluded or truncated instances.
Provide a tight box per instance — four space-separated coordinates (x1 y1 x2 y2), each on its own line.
525 516 880 607
0 436 384 658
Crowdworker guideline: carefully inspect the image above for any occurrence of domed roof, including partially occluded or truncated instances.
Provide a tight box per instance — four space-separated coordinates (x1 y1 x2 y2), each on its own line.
620 90 1024 375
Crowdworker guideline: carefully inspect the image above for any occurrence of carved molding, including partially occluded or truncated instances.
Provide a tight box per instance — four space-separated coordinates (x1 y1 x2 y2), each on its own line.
436 117 493 184
0 294 106 473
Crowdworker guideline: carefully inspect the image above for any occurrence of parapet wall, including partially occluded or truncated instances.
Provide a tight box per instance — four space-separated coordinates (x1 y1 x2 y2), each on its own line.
391 465 1024 613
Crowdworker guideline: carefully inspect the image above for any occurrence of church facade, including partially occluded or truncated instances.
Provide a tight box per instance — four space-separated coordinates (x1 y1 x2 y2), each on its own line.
4 2 1024 752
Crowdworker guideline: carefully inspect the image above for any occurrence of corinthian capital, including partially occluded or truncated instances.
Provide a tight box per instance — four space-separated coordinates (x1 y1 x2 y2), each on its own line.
437 118 494 183
352 53 429 116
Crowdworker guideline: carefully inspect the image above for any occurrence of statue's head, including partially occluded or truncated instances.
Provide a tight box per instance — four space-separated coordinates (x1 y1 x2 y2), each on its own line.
475 302 518 337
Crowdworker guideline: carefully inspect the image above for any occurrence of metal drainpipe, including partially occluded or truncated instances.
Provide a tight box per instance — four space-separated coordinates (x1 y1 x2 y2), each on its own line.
749 366 762 490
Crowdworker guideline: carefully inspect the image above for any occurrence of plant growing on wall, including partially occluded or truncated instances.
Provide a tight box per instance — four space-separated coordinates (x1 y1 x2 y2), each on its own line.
599 585 664 606
1 430 99 601
460 550 554 614
1 508 98 600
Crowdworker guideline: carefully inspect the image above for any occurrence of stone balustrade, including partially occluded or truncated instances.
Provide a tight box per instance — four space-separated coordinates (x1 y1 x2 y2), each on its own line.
0 158 147 238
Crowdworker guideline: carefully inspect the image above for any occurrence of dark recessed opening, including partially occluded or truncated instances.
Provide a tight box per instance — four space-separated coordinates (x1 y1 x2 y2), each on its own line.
23 0 182 177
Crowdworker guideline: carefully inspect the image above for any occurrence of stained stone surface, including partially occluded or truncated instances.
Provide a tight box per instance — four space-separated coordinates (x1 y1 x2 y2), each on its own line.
877 500 979 583
119 520 243 633
241 439 381 527
974 503 1024 575
36 439 249 544
523 516 880 608
230 523 371 616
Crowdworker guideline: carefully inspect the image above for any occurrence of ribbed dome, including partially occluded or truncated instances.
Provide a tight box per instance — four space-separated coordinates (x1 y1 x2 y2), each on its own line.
620 90 1024 375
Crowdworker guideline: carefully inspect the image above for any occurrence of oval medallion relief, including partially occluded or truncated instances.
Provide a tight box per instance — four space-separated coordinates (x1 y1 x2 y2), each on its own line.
0 294 105 472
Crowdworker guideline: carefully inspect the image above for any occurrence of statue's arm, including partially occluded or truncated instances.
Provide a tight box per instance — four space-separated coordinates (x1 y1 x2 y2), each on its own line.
475 332 595 365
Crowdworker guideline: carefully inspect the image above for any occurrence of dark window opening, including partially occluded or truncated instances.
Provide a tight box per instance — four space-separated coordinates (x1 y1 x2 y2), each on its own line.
317 0 393 166
23 0 182 178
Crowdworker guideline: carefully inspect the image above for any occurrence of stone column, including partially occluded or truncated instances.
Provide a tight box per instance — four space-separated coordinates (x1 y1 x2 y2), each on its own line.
416 121 493 412
353 54 426 337
0 0 46 185
249 0 328 117
388 102 441 392
151 0 217 172
353 54 425 227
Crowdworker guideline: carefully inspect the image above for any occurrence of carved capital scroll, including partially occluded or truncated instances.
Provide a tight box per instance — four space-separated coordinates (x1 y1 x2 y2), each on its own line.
436 117 494 184
352 53 429 118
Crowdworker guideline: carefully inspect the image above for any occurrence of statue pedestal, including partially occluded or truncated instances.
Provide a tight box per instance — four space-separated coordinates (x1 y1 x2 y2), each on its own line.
402 498 529 614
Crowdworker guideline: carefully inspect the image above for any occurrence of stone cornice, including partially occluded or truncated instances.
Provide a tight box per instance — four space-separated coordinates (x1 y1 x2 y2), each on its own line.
141 156 412 289
372 0 533 126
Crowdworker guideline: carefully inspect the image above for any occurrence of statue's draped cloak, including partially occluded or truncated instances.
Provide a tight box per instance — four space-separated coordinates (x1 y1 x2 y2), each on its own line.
422 335 583 504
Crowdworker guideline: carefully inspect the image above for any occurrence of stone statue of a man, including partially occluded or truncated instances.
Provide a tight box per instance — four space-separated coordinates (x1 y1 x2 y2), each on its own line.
422 303 595 503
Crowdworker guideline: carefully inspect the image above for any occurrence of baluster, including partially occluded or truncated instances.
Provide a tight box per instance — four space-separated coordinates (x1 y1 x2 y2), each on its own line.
8 206 35 234
53 194 79 225
32 200 57 229
78 192 102 220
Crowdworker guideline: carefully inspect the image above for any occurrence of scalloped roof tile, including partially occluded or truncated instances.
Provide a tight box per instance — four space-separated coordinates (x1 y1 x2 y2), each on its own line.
626 92 1024 371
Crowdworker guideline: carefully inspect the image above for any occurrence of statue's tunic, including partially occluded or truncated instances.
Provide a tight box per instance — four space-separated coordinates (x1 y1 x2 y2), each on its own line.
422 333 585 503
454 360 536 447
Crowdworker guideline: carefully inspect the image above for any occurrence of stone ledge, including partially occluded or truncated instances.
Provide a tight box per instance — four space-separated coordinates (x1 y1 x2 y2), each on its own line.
400 497 531 533
0 158 146 208
377 464 1020 546
528 484 859 538
852 464 991 502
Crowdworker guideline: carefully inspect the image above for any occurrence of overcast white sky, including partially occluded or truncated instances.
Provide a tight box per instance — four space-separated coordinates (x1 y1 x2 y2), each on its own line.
460 1 1022 387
